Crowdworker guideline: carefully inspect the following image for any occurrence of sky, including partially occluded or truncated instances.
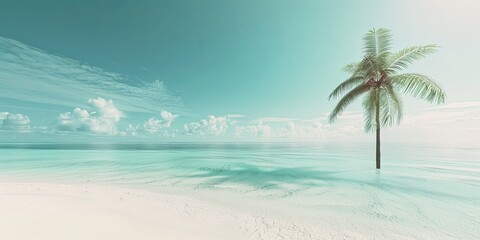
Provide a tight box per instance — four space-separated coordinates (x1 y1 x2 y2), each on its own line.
0 0 479 144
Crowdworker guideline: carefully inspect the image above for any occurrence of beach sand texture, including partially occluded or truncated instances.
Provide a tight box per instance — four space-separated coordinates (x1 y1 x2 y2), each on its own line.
1 183 322 240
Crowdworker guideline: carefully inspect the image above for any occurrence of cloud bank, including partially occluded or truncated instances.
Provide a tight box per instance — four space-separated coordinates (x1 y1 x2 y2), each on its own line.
184 115 235 136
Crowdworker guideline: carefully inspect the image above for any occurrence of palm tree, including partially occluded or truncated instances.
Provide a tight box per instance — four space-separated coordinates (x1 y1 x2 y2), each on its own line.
328 28 446 169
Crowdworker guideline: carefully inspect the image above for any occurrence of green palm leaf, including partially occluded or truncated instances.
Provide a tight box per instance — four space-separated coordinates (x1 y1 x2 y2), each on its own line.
328 75 365 100
387 45 438 73
342 62 359 74
363 28 392 59
329 84 371 123
362 89 377 132
362 86 402 132
390 73 445 104
379 86 403 128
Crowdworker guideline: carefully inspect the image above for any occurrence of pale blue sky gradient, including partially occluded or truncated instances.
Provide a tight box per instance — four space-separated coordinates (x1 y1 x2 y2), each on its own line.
0 0 479 143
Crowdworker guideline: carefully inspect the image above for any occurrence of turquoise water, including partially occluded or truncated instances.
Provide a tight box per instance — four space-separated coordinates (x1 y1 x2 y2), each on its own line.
1 143 479 239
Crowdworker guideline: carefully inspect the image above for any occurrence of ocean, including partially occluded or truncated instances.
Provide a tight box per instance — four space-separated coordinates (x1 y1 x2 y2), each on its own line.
1 142 479 239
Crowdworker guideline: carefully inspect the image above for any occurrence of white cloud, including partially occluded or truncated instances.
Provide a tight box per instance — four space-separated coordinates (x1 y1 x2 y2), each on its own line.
143 118 164 133
232 116 364 140
88 98 122 122
160 110 177 127
142 110 177 134
184 122 203 135
56 97 122 135
234 120 272 138
119 124 140 137
204 115 230 135
0 112 31 131
180 113 361 140
118 110 178 136
184 115 235 136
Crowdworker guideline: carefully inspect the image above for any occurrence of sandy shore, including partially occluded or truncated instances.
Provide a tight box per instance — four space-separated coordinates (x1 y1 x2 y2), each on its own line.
0 183 319 240
1 181 469 239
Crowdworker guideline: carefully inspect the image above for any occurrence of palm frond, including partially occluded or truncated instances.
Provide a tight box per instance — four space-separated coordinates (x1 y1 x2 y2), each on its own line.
329 84 371 123
344 57 376 76
361 56 380 78
342 62 360 74
387 45 438 73
363 28 393 58
328 75 365 100
379 85 403 128
390 73 445 104
362 89 377 132
358 53 391 81
384 84 403 123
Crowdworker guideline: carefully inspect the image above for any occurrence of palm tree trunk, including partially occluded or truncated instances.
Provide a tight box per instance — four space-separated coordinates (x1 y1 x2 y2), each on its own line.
376 126 381 169
375 89 381 169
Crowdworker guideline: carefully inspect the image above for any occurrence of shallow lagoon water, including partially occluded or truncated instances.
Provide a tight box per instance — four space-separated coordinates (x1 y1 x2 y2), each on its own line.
1 142 479 239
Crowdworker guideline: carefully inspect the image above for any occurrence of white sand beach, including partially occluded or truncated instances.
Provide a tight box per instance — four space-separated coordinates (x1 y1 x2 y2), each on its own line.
0 183 320 240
